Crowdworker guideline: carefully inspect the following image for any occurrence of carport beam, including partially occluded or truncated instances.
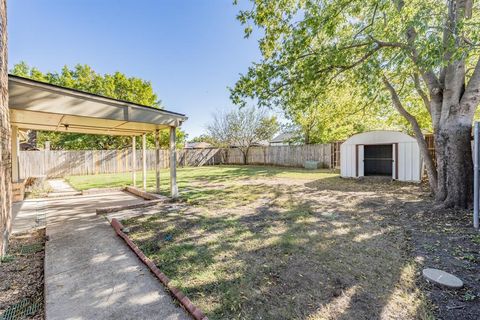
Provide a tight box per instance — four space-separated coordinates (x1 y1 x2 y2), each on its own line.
142 134 147 190
170 126 178 198
155 129 160 193
132 136 136 187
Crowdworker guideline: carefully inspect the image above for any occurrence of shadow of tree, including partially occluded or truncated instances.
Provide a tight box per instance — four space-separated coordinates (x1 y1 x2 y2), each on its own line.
123 179 432 320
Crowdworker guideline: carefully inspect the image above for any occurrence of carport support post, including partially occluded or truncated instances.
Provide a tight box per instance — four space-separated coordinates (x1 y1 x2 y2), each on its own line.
142 134 147 191
11 126 19 182
169 126 178 198
155 129 160 193
132 136 136 187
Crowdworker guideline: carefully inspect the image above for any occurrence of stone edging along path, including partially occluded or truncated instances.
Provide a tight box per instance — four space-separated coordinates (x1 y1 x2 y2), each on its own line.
110 218 208 320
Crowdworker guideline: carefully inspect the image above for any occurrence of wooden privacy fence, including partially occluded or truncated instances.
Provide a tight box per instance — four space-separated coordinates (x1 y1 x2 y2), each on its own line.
18 144 332 178
18 148 221 179
223 144 331 167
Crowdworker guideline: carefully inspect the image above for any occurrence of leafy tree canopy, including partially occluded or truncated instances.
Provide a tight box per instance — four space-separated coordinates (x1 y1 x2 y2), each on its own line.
11 62 186 149
230 0 478 142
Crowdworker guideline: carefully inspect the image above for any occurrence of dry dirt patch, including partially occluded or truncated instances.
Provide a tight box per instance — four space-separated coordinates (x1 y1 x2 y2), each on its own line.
0 229 45 320
122 176 440 320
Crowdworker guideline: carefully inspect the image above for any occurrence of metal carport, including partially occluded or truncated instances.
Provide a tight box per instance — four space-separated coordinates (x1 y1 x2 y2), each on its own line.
8 74 187 197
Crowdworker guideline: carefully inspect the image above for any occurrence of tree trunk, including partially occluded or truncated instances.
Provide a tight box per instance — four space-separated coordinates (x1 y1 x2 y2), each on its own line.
0 0 10 257
433 130 448 202
439 122 473 208
27 130 36 148
242 148 250 165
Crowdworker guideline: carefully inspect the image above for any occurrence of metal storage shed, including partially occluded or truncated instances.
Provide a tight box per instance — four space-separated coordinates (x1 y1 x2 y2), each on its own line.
340 130 422 182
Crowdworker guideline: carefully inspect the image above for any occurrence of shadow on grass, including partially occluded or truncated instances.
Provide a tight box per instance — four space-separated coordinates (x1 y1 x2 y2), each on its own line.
123 185 432 320
304 175 430 195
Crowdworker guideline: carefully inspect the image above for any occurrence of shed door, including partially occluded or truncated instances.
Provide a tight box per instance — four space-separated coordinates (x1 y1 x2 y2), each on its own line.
363 144 393 176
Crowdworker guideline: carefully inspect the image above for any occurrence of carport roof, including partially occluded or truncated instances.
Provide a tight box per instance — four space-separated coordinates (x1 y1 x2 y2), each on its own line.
8 75 187 136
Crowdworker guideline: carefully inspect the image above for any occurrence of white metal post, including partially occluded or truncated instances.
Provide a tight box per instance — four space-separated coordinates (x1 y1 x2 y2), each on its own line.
155 129 160 193
474 122 479 230
132 136 136 187
11 126 19 182
142 134 147 191
170 127 178 198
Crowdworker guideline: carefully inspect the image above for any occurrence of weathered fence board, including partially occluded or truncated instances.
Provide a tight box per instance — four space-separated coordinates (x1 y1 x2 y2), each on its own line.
18 149 222 178
223 144 331 168
18 144 332 178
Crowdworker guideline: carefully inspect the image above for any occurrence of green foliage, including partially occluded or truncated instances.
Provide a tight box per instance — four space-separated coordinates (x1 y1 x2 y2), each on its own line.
189 134 214 144
231 0 480 142
11 62 186 149
285 81 398 143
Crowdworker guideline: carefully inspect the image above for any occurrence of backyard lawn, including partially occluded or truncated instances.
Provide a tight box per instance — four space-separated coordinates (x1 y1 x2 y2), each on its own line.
66 165 338 202
68 166 479 320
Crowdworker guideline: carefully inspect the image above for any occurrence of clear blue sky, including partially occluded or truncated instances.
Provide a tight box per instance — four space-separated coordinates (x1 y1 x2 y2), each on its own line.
8 0 262 139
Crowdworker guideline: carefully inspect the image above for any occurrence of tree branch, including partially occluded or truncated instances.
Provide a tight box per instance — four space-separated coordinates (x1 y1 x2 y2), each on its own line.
460 55 480 111
316 45 382 77
412 73 431 115
396 0 442 93
383 75 438 191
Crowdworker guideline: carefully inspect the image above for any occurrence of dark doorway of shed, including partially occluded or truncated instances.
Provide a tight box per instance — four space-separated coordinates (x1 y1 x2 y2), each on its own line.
364 144 393 176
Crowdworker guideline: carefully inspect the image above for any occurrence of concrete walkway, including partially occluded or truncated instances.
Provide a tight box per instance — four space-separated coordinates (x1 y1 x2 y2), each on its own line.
12 199 47 234
39 190 190 320
47 179 81 197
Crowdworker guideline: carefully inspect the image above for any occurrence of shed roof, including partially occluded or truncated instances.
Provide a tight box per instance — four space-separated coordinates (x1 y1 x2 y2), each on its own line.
343 130 416 145
8 75 187 136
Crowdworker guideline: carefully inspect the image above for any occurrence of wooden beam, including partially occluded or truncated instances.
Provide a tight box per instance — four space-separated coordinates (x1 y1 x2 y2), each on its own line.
132 136 136 187
169 127 178 198
11 126 19 182
142 134 147 190
155 129 160 193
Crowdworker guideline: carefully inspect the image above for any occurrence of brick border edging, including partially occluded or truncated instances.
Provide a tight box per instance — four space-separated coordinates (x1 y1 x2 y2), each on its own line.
110 218 208 320
124 186 167 200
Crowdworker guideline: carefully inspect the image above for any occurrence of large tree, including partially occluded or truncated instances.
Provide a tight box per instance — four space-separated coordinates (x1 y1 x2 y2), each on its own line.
207 107 279 164
0 0 9 256
232 0 480 208
11 62 186 149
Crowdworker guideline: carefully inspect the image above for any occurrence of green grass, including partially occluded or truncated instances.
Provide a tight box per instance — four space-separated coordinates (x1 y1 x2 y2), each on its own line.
67 165 431 319
120 173 430 319
65 165 337 192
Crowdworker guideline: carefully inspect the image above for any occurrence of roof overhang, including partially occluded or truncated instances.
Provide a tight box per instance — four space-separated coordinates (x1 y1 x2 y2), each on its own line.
8 75 187 136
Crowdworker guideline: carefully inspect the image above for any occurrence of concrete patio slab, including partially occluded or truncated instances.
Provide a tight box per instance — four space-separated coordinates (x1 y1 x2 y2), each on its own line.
12 199 47 234
40 191 190 320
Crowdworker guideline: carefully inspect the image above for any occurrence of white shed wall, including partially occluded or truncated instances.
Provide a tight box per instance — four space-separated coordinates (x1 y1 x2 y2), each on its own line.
340 131 422 182
340 144 356 178
398 142 421 181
